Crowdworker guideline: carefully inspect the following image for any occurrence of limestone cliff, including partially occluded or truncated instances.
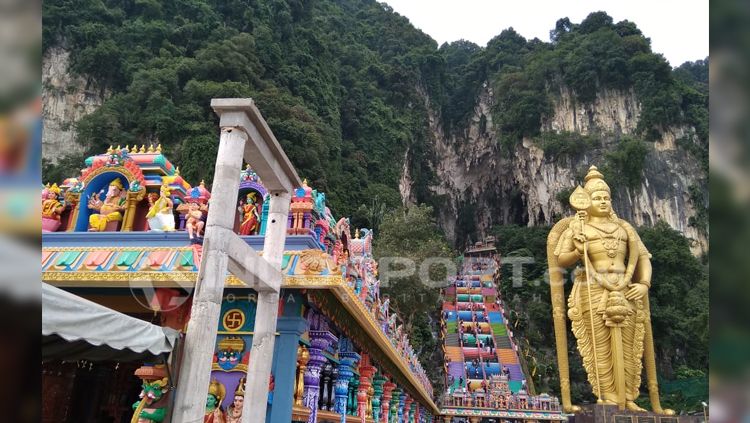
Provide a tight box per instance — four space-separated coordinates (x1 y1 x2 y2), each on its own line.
42 47 107 163
415 85 708 254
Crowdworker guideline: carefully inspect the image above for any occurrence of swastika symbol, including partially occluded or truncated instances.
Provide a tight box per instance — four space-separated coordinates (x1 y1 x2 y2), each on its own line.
223 309 245 331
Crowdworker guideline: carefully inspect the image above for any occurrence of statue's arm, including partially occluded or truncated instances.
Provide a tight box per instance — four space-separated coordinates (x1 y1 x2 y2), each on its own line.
556 228 581 268
633 238 652 288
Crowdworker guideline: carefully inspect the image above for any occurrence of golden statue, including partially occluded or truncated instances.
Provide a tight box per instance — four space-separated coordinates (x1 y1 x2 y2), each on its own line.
547 166 673 414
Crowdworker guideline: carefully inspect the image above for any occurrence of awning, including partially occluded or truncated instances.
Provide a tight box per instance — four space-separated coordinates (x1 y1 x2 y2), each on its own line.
42 283 180 361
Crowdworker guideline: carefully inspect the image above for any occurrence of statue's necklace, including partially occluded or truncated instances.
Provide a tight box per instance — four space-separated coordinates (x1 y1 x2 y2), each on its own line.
589 224 621 258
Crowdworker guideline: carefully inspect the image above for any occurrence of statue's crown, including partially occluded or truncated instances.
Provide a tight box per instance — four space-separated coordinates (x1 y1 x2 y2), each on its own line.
583 165 610 194
218 336 245 352
208 379 226 402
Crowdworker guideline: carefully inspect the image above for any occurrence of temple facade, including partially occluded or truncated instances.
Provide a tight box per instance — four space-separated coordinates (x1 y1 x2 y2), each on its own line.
41 146 436 422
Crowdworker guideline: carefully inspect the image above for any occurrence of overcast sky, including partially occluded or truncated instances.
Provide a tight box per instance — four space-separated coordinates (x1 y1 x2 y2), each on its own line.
383 0 708 67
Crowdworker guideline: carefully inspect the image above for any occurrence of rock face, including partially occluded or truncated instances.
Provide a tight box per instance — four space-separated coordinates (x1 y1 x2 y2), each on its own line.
42 47 108 163
414 85 708 254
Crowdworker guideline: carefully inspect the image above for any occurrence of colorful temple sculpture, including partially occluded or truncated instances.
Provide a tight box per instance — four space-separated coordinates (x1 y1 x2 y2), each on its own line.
439 240 566 422
41 146 437 422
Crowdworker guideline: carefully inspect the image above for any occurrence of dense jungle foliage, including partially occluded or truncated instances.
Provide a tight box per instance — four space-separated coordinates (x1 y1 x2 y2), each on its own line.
43 1 707 228
493 222 708 411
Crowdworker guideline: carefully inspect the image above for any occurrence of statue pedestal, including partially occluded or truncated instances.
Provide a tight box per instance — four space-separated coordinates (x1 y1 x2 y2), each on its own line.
573 404 704 423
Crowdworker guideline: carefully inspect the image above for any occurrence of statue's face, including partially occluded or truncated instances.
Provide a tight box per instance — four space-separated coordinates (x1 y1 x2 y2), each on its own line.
206 393 217 410
233 395 244 410
107 185 120 198
47 191 57 200
588 190 612 217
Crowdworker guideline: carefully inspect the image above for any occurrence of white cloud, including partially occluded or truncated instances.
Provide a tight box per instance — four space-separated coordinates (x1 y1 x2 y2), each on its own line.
383 0 708 66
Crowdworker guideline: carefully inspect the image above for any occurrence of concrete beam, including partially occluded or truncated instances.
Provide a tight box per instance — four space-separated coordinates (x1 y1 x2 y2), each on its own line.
211 98 302 193
219 227 281 292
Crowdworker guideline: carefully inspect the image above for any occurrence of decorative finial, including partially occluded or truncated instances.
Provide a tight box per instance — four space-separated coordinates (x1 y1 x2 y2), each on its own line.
355 228 360 239
302 178 308 186
139 144 146 153
200 179 206 187
175 166 180 176
116 145 121 151
107 145 114 154
147 144 155 153
156 144 162 153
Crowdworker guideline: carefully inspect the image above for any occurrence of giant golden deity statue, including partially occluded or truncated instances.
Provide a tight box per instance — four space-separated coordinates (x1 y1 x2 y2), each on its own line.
547 166 673 414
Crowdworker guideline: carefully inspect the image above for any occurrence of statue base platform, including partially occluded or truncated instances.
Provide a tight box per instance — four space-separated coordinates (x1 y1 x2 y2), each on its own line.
572 404 704 423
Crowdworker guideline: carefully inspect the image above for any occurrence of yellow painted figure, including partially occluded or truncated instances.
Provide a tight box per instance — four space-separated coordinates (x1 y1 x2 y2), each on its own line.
42 183 64 219
88 178 127 231
146 182 175 231
547 166 673 414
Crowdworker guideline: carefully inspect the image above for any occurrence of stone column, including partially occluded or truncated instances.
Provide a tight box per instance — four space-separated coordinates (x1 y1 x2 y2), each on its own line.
357 355 376 423
173 128 247 422
304 330 337 423
371 374 386 423
381 381 395 423
268 316 307 423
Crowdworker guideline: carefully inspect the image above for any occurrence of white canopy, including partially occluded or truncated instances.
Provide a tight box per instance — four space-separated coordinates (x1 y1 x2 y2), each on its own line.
42 283 179 361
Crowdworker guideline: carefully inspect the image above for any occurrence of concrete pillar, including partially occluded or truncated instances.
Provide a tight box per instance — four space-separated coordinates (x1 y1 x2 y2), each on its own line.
244 190 291 422
173 128 247 422
267 316 307 423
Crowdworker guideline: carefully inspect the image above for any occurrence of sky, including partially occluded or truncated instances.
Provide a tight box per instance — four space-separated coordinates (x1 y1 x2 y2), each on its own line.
383 0 708 67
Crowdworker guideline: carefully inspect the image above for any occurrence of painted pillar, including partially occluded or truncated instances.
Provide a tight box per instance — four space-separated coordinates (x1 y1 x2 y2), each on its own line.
397 391 406 423
402 396 412 423
268 316 307 423
357 355 376 423
381 381 395 423
304 330 337 423
347 374 360 416
335 348 360 421
389 388 401 423
371 374 386 423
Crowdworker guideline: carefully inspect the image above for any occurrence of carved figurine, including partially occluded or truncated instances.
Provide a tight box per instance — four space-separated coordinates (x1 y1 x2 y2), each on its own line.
237 192 260 235
547 166 673 414
131 365 170 423
177 187 208 241
205 379 226 423
225 377 245 423
88 178 126 231
146 182 175 232
42 183 64 232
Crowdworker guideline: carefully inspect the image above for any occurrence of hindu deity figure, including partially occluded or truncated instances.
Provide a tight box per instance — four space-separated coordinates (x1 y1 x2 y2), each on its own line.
225 377 245 423
237 192 260 235
131 365 170 423
42 183 64 232
215 336 246 371
146 182 175 232
204 379 226 423
88 178 126 231
547 166 673 414
177 187 208 241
